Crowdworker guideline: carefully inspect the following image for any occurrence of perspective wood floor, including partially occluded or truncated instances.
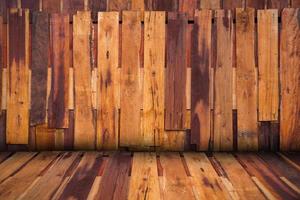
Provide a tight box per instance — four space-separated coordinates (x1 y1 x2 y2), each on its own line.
0 152 299 200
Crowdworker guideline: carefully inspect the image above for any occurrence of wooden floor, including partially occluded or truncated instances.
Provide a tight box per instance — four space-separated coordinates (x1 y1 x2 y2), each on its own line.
0 152 299 200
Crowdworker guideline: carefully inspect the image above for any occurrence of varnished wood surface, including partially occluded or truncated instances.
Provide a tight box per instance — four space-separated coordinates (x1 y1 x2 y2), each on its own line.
0 152 299 200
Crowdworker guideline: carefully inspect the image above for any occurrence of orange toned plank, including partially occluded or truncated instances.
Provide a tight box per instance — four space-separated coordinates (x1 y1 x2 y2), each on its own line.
236 153 299 199
128 153 160 200
35 124 55 150
0 152 58 199
108 0 130 11
199 0 221 9
159 153 195 199
120 11 142 147
73 11 95 149
165 12 187 130
20 152 79 200
48 13 69 128
184 153 232 199
213 10 233 151
6 9 30 144
214 153 266 199
42 0 61 13
131 0 145 10
97 12 119 150
258 9 279 121
178 0 198 20
280 8 300 151
191 10 212 150
162 131 185 151
236 8 258 151
143 11 165 147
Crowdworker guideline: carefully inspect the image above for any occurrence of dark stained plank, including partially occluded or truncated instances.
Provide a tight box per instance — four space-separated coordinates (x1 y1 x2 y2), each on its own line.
246 0 266 9
30 11 49 125
89 0 107 21
0 16 3 111
64 110 74 150
58 152 103 200
0 111 6 151
6 9 30 144
281 152 300 167
165 12 187 130
280 8 300 151
0 152 11 164
62 0 85 17
267 0 289 13
95 152 131 200
152 0 178 11
48 13 69 128
191 10 212 150
42 0 61 13
21 0 40 11
236 8 258 151
108 0 131 11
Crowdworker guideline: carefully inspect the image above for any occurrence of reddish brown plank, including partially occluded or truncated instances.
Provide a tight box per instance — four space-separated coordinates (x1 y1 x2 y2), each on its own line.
62 0 85 16
89 0 107 21
21 0 39 11
165 12 187 130
42 0 61 13
152 0 178 11
291 0 300 7
30 11 49 125
222 0 244 9
191 10 212 150
178 0 198 20
48 13 69 128
108 0 131 11
64 110 74 150
267 0 289 13
246 0 266 9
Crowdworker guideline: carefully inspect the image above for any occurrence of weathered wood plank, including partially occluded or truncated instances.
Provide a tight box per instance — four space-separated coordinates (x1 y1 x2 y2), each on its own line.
280 8 300 151
162 131 185 151
64 110 74 150
152 0 178 11
165 12 187 130
0 111 6 151
62 0 84 16
97 12 119 150
108 0 130 11
178 0 198 20
267 0 289 13
236 8 258 151
89 0 107 21
120 11 142 147
131 0 145 11
6 9 30 144
0 152 11 164
73 11 95 149
42 0 61 13
199 0 221 9
258 9 279 121
48 13 69 128
128 153 160 200
35 124 55 150
191 10 212 151
213 10 233 151
143 11 165 147
30 11 49 125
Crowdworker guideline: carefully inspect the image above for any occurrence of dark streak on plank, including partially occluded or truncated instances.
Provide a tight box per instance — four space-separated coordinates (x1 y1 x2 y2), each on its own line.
64 110 74 150
89 0 107 21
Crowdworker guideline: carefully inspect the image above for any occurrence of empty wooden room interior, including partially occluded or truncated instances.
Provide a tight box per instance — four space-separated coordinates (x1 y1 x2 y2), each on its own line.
0 0 299 199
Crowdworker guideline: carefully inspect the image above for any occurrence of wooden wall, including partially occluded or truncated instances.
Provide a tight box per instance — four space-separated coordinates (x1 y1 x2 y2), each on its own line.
0 0 299 151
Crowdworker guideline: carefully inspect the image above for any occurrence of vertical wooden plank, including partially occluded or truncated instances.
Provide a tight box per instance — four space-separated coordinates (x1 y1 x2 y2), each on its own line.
236 8 258 151
108 0 131 11
6 9 29 144
280 8 300 151
152 0 179 11
191 10 212 151
120 11 142 147
258 9 279 121
131 0 145 10
291 0 300 7
267 0 289 13
0 16 3 111
21 0 40 11
35 125 55 150
30 11 49 125
48 13 69 128
199 0 221 9
222 0 244 9
42 0 62 13
178 0 198 20
213 10 234 151
165 13 187 130
73 11 95 149
89 0 107 21
246 0 266 9
0 111 6 150
143 11 165 147
97 12 119 150
62 0 84 16
64 110 74 149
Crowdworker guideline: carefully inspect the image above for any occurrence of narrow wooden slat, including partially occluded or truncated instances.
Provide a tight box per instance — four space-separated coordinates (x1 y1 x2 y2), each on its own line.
73 11 95 149
64 110 74 150
20 152 79 200
30 11 49 125
6 8 30 144
184 153 232 199
0 111 5 151
97 12 119 150
280 8 300 151
159 153 195 199
214 153 266 199
213 10 233 151
0 16 3 112
58 152 103 200
236 153 299 199
199 0 221 9
48 13 69 128
191 10 212 150
0 152 58 200
42 0 61 13
143 11 165 147
258 9 279 121
108 0 130 11
236 8 258 151
95 152 131 199
120 11 142 147
128 153 160 199
165 12 187 130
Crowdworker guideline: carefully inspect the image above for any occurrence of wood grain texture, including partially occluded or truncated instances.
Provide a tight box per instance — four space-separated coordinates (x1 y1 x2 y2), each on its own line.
236 8 258 151
222 0 243 9
258 9 279 121
73 11 95 149
97 12 119 150
165 12 187 130
35 124 55 150
62 0 84 16
199 0 221 9
178 0 198 20
108 0 131 11
267 0 289 12
152 0 178 11
143 11 165 147
30 11 49 125
191 10 212 151
213 10 233 151
120 11 142 147
280 8 300 151
89 0 107 21
42 0 61 13
246 0 266 9
48 13 69 128
6 9 30 144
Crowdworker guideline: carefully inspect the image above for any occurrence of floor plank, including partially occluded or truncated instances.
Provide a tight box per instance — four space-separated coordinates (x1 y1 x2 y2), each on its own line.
0 152 12 164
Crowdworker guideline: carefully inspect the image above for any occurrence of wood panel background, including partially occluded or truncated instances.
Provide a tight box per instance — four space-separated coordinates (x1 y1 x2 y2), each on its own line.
0 0 299 151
